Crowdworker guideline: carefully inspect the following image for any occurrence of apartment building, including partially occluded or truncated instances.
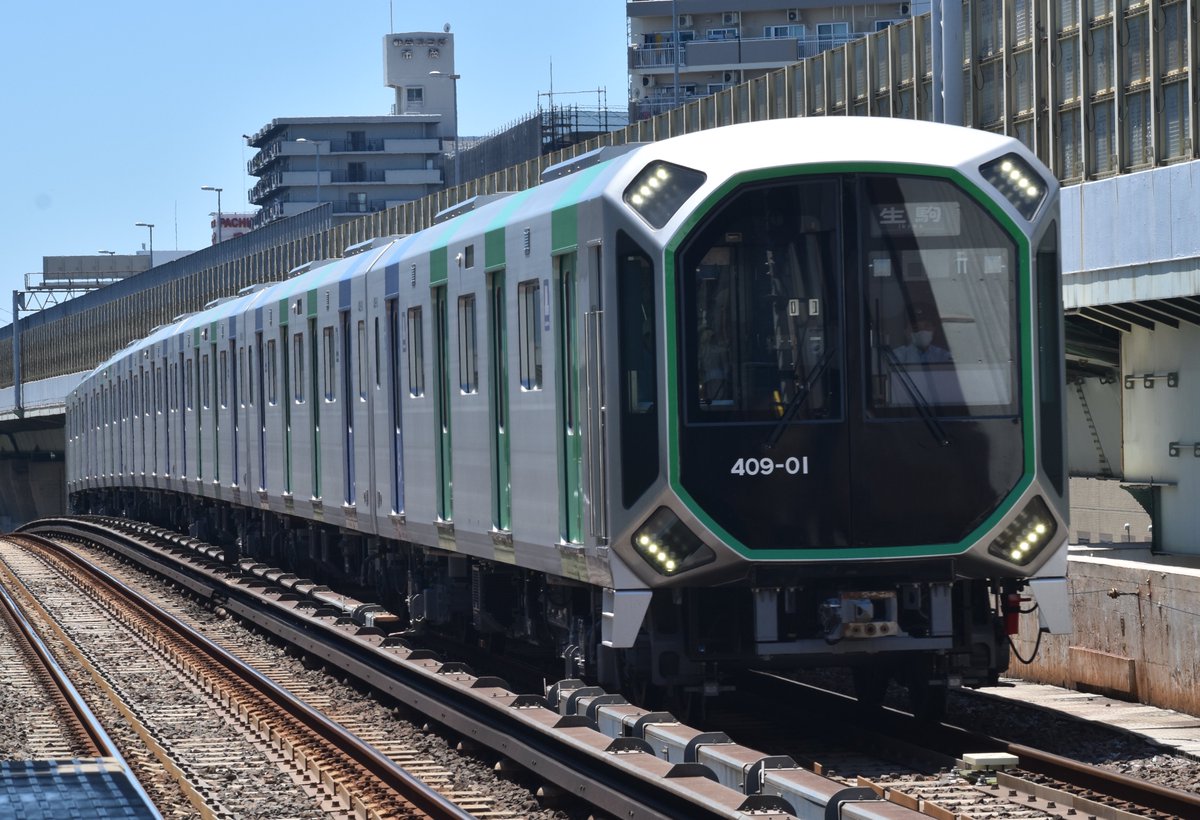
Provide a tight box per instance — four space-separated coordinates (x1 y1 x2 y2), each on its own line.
628 1 916 119
246 31 459 228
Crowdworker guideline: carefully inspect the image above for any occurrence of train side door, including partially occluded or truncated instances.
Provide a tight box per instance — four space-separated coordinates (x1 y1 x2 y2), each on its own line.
387 298 405 516
556 252 584 545
340 309 355 508
432 286 452 522
487 271 511 532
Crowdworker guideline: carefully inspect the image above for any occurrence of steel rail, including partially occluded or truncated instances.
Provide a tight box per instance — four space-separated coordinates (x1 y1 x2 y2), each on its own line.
0 535 163 818
13 530 471 820
25 516 798 820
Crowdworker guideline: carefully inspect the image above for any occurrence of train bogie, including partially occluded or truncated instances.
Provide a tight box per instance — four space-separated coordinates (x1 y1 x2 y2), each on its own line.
67 118 1071 711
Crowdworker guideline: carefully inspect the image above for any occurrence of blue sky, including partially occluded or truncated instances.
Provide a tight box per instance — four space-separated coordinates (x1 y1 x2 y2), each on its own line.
0 1 629 319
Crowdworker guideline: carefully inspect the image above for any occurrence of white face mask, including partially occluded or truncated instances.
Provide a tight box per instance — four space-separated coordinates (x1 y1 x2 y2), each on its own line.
911 330 934 349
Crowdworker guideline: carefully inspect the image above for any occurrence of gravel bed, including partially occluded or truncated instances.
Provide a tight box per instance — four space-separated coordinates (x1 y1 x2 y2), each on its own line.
76 543 585 819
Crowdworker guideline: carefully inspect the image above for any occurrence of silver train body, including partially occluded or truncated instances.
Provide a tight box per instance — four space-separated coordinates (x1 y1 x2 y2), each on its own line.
67 118 1071 704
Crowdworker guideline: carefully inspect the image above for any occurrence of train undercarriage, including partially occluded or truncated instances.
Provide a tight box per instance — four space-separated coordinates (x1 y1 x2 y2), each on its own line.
74 486 1018 720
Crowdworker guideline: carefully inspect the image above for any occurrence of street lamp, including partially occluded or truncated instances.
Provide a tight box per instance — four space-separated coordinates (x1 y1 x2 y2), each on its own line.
296 138 321 208
201 185 223 243
429 71 460 187
135 222 154 267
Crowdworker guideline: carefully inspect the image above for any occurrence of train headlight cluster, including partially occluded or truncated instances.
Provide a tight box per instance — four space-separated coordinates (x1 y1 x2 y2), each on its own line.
987 496 1058 566
622 161 706 229
631 507 715 576
980 153 1048 220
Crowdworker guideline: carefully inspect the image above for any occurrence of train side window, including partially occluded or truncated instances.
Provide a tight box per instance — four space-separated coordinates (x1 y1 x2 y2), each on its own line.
617 230 659 507
407 307 425 397
323 326 336 402
242 346 250 407
185 359 193 411
293 332 305 403
358 319 368 400
201 354 210 409
267 339 278 405
458 294 479 394
518 280 542 390
219 350 228 409
374 316 381 390
1036 222 1065 495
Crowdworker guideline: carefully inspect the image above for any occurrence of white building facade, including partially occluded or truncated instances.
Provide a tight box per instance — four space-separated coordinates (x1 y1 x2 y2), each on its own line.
628 1 917 119
246 31 459 228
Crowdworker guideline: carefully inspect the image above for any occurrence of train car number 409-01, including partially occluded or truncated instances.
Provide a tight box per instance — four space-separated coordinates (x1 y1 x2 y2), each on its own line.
730 456 809 476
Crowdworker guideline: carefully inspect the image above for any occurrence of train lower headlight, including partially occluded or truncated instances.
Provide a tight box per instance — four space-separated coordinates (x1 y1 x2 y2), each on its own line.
980 153 1048 220
631 507 715 577
988 496 1058 567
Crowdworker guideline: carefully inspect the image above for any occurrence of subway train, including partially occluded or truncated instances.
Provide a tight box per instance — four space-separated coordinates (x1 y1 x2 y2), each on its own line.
66 117 1071 716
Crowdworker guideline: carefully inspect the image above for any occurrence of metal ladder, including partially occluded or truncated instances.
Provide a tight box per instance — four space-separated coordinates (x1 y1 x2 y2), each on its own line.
1074 379 1113 477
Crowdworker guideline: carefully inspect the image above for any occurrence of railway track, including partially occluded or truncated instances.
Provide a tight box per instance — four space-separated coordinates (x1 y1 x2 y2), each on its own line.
0 562 107 761
18 515 1200 819
0 532 471 819
726 671 1200 819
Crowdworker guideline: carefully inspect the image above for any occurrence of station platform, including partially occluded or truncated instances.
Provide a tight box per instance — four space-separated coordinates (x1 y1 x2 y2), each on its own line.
977 678 1200 758
0 759 159 819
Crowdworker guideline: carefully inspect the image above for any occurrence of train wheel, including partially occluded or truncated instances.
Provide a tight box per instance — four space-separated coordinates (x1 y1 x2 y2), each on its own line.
851 667 890 709
908 680 947 723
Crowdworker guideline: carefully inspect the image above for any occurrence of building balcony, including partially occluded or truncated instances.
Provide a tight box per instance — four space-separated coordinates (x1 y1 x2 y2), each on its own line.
629 33 861 76
382 138 442 154
249 173 283 203
384 168 443 185
331 198 388 215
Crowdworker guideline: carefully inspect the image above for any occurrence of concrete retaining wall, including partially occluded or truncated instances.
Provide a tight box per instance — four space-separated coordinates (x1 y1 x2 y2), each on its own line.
1016 548 1200 716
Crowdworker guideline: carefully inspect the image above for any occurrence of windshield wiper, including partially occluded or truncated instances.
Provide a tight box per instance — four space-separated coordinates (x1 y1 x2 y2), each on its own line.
765 346 836 449
881 346 950 447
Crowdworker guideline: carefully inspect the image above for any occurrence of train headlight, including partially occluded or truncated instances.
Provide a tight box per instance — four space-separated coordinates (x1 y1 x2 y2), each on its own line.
988 496 1058 566
631 507 715 576
623 161 707 229
979 153 1048 220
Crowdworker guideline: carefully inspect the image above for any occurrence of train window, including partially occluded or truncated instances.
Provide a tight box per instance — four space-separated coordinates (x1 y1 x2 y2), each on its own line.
201 354 210 409
678 179 843 423
458 294 478 394
358 320 368 400
617 231 659 507
323 326 336 401
407 307 425 397
1037 224 1065 495
267 339 278 405
186 360 193 411
517 280 542 390
293 332 305 403
374 317 381 390
861 174 1018 417
219 351 228 408
241 347 249 407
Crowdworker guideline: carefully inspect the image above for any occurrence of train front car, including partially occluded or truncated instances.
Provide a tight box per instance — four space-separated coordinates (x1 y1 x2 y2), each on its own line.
607 118 1069 714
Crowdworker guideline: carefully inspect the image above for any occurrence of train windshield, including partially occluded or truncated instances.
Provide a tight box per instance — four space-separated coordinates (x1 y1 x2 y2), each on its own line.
682 179 842 424
861 175 1018 418
678 174 1019 426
